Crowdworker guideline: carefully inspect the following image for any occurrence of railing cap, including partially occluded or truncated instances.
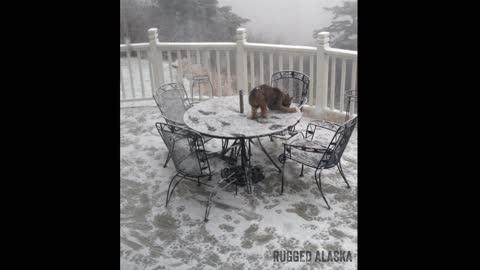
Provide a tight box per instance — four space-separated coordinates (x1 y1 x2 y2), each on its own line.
148 28 158 34
148 28 158 42
316 32 330 46
236 28 247 42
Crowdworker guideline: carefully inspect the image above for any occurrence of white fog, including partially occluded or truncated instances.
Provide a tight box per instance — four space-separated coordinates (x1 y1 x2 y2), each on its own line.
218 0 352 45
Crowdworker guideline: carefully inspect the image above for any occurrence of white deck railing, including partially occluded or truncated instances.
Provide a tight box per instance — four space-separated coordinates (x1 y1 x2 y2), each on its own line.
120 28 357 116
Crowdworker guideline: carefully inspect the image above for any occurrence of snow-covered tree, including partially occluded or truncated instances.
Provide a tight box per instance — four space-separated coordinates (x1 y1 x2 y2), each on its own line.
314 1 357 50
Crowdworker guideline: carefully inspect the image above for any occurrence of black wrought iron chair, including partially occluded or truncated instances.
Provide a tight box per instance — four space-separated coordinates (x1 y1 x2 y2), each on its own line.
279 116 358 209
156 122 240 222
157 82 192 109
153 85 207 167
190 74 214 105
153 85 189 126
156 123 212 211
153 83 231 168
270 70 310 140
344 89 357 123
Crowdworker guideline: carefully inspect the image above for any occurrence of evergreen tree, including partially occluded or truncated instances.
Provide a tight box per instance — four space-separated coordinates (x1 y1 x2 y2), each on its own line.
120 0 249 43
314 1 357 50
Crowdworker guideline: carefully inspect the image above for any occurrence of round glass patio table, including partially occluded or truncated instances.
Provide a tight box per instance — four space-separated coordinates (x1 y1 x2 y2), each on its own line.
183 95 302 192
183 95 302 139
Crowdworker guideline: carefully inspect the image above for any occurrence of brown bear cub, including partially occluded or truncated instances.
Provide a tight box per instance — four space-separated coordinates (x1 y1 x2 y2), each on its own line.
248 84 296 119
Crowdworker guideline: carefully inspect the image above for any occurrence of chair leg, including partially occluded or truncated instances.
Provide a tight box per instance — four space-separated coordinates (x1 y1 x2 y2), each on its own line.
314 170 331 210
204 191 215 222
165 173 178 207
299 164 304 177
269 135 274 142
281 160 286 195
337 161 351 189
163 151 172 168
167 176 186 206
204 176 239 222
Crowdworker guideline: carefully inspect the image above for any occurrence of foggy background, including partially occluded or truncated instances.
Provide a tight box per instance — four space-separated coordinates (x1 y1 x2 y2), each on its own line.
121 0 356 47
217 0 352 45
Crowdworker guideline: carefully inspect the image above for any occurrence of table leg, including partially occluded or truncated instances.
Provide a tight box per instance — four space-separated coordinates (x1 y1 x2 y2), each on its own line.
240 138 252 193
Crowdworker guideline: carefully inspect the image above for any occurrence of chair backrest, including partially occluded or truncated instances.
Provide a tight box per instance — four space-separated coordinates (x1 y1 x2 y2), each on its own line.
271 70 310 108
344 90 357 122
319 116 358 169
153 86 188 125
190 75 214 103
155 122 211 177
158 83 191 108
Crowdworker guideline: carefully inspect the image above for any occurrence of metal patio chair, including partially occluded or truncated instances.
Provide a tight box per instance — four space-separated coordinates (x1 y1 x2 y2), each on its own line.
157 82 192 109
279 116 358 209
153 83 231 168
190 74 214 105
269 70 310 140
153 84 190 126
156 122 240 222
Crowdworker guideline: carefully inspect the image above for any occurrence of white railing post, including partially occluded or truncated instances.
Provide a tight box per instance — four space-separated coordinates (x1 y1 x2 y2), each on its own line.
148 28 164 90
315 32 330 116
236 28 248 93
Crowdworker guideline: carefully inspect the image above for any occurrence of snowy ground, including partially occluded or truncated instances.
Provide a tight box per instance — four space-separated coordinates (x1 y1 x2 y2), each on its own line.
120 106 357 270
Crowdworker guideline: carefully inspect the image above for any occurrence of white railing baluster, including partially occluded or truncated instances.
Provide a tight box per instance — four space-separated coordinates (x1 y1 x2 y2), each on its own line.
340 58 346 112
309 55 314 105
196 49 201 66
120 65 126 99
288 54 294 99
350 59 357 114
226 50 231 95
330 56 336 110
186 50 192 93
269 53 274 82
148 57 154 94
216 50 222 96
322 55 330 110
243 51 248 92
259 52 264 84
196 50 202 100
288 54 293 70
177 50 183 83
299 55 304 102
249 51 255 89
299 55 304 73
167 50 173 83
315 32 330 114
126 46 135 98
279 54 283 71
136 51 145 98
157 48 165 86
205 51 213 97
186 50 192 98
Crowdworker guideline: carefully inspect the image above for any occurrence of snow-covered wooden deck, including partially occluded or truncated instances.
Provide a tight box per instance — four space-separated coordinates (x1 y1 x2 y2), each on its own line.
120 106 357 270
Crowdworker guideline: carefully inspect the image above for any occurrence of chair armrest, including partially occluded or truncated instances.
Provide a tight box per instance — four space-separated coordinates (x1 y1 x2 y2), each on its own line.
283 135 328 152
298 98 307 110
159 115 184 126
304 120 341 140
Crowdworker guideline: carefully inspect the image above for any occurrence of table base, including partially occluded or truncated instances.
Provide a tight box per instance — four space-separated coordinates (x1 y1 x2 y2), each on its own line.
219 137 282 193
